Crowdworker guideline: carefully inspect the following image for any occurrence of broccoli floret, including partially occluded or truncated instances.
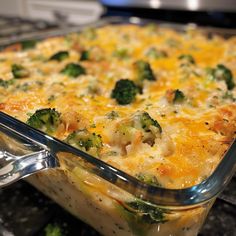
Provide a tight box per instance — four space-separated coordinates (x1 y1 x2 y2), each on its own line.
16 82 30 92
114 111 162 149
21 40 37 50
12 64 30 78
65 129 103 154
106 110 119 120
79 47 104 62
137 111 162 133
213 64 235 90
166 89 185 104
134 60 156 83
118 199 169 235
222 91 236 102
178 54 195 64
61 63 86 78
49 51 69 62
27 108 61 134
205 67 215 80
122 199 169 226
80 50 90 61
0 79 14 88
173 89 185 103
45 224 62 236
111 79 139 105
136 173 161 187
133 111 162 146
146 48 167 59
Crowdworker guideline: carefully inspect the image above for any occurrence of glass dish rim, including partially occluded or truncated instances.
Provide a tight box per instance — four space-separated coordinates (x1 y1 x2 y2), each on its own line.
1 16 236 48
0 16 236 209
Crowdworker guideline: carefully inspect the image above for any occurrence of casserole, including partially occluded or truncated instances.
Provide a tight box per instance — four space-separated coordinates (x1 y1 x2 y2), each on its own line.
0 17 236 236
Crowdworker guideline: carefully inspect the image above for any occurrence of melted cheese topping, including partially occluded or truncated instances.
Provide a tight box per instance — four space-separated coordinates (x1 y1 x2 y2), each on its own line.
0 24 235 189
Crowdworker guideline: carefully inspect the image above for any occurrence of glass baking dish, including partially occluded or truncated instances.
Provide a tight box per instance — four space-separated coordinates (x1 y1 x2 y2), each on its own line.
0 17 236 236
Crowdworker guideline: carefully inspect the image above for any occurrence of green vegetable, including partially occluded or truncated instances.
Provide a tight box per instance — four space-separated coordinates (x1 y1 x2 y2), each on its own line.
106 110 119 120
21 40 37 50
205 67 215 80
213 64 235 90
166 89 185 104
178 54 195 64
146 48 167 59
137 111 162 133
113 48 129 59
80 50 90 61
118 199 169 236
115 111 162 148
134 111 162 146
134 60 156 83
61 63 86 78
12 64 30 78
0 79 14 88
45 224 62 236
173 89 185 103
15 82 30 92
222 91 236 101
111 79 139 105
49 51 69 61
65 129 103 153
136 173 161 187
125 200 169 224
27 108 61 134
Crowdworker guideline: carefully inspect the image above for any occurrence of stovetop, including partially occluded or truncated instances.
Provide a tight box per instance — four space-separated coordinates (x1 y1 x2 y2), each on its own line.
0 16 73 49
0 16 58 41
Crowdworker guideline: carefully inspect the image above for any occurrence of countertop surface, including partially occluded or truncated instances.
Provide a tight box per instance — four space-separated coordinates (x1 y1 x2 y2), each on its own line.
0 177 235 236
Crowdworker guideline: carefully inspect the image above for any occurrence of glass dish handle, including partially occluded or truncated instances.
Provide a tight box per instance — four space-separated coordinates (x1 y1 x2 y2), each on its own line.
0 149 55 188
0 118 58 188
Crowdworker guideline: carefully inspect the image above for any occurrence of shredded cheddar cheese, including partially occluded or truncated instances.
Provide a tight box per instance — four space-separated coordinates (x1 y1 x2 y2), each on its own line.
0 24 235 189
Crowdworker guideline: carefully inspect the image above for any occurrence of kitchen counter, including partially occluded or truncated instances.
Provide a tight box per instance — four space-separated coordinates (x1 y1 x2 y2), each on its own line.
0 178 235 236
